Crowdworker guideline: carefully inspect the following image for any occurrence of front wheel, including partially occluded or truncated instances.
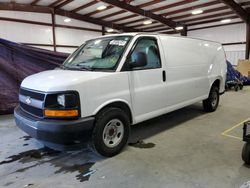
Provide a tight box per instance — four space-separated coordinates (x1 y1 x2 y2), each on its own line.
92 107 130 157
203 86 219 112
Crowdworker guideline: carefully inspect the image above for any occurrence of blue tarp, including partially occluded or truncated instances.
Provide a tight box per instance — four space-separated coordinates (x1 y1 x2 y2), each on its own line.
226 60 250 85
0 38 69 114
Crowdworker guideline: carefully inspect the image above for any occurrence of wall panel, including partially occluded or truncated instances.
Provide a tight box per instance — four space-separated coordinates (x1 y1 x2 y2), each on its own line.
0 10 51 23
188 23 246 65
0 21 53 44
55 27 101 46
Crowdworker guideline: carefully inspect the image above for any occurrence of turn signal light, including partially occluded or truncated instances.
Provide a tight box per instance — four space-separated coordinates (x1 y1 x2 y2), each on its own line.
44 109 79 117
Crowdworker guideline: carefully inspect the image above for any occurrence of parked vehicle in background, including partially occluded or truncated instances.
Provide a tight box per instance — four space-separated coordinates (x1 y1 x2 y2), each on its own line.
14 33 227 157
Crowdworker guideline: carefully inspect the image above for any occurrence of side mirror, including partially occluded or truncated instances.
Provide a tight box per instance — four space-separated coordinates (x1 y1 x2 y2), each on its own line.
129 52 147 68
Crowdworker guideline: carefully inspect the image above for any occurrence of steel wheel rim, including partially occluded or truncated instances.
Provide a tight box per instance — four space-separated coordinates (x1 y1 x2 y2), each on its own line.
211 91 218 107
102 119 124 148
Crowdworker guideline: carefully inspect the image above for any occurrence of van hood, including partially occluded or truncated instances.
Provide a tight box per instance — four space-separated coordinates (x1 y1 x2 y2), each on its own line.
21 70 111 92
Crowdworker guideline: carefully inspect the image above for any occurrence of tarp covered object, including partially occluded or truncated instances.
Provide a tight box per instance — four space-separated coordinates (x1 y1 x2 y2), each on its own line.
0 38 69 115
227 60 250 85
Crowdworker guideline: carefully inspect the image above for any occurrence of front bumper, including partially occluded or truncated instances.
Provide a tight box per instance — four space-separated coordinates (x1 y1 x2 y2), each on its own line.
14 106 95 145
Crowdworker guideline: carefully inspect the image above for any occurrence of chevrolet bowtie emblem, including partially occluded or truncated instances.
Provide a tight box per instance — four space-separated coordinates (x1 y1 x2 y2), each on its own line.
25 96 32 105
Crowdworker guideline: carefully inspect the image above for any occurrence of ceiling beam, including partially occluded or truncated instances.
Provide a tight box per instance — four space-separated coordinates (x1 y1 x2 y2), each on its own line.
161 0 220 17
49 0 64 7
30 0 41 6
180 11 234 24
134 10 237 29
84 5 114 17
0 2 52 13
99 0 180 29
98 0 165 20
127 2 231 29
54 0 74 9
150 0 197 13
137 0 166 9
167 1 250 23
108 0 220 24
0 3 139 32
71 1 98 13
219 0 249 23
118 0 197 26
187 15 239 26
54 9 139 32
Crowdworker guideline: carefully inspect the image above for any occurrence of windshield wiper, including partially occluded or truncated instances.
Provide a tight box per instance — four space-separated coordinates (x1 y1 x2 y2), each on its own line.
59 64 67 69
63 64 94 71
75 64 94 71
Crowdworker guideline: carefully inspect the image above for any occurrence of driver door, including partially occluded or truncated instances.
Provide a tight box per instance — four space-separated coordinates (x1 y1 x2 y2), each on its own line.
126 37 167 123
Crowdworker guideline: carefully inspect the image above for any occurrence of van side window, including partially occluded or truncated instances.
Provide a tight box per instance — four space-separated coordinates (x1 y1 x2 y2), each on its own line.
129 38 161 70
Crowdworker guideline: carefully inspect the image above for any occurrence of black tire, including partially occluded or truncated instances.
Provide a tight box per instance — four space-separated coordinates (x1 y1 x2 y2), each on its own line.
203 86 219 112
235 85 239 91
242 143 250 164
92 107 130 157
225 84 228 91
240 84 243 90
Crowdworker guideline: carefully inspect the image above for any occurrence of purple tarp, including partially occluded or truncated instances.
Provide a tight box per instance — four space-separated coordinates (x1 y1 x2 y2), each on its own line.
0 38 69 114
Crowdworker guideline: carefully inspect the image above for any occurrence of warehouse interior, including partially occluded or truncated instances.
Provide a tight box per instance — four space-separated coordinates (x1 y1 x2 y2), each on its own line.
0 0 250 187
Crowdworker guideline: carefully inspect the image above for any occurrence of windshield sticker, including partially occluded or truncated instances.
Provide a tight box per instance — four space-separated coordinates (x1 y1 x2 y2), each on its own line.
109 40 127 46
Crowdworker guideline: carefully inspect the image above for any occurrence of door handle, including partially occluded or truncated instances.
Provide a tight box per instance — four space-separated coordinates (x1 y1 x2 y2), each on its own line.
162 70 166 82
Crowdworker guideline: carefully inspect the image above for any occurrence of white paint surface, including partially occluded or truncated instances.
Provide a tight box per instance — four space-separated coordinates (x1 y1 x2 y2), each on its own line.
188 23 246 65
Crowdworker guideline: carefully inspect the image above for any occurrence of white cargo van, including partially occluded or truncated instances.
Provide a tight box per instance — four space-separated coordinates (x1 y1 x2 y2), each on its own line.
14 33 227 157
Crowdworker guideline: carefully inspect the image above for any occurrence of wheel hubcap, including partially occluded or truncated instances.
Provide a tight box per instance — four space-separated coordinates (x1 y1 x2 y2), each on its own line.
211 92 218 107
103 119 124 148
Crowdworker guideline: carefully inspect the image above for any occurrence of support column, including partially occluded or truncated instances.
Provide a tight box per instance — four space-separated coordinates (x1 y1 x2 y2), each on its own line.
102 26 105 36
180 25 187 36
51 11 56 52
246 23 250 59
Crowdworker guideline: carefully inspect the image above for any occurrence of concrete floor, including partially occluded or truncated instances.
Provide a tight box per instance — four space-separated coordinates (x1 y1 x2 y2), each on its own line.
0 88 250 188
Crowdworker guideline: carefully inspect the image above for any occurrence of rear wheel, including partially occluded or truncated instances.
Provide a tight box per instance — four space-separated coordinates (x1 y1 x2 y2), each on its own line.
240 84 244 90
92 107 130 157
203 86 219 112
235 85 239 91
242 143 250 164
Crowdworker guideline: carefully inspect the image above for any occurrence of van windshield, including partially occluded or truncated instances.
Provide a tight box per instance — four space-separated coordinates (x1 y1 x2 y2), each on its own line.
62 36 131 71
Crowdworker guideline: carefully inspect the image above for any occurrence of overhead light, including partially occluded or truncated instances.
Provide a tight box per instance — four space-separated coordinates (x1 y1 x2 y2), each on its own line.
107 28 114 32
143 20 153 25
64 18 71 23
97 5 107 10
192 9 203 15
221 19 231 23
175 26 183 30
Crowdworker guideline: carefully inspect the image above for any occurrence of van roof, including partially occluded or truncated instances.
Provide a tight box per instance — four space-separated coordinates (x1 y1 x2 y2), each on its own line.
93 32 222 45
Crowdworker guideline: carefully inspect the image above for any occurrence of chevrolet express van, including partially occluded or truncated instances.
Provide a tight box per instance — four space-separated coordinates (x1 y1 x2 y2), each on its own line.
14 33 227 157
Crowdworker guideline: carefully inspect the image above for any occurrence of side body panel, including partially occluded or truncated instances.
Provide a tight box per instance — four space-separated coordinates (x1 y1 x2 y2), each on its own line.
78 72 132 118
158 35 226 113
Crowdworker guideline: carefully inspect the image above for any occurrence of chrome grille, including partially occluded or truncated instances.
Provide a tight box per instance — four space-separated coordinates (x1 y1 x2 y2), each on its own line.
19 88 45 118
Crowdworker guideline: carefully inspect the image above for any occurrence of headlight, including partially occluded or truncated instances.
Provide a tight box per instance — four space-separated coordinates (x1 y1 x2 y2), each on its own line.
57 94 65 107
44 92 80 118
57 94 77 108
